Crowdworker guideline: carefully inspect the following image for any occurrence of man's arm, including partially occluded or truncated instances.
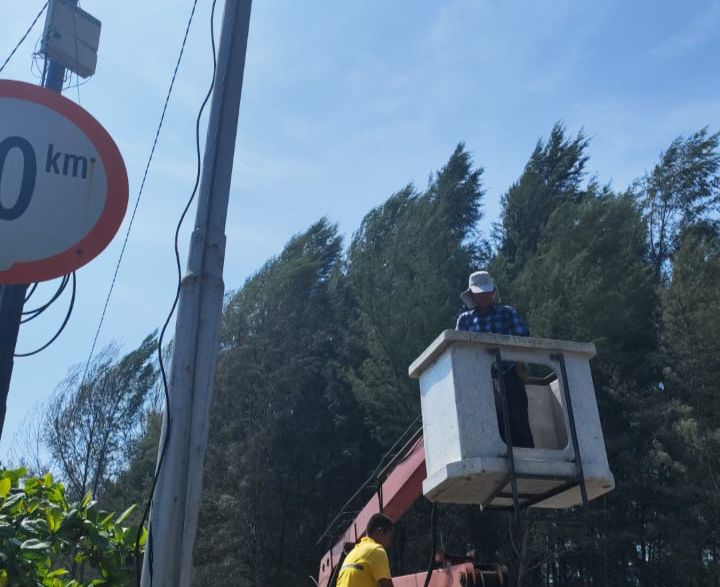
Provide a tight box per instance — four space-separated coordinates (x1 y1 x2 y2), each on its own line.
456 311 469 331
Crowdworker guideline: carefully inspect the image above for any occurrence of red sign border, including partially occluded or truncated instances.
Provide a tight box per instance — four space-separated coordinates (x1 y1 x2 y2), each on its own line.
0 80 128 284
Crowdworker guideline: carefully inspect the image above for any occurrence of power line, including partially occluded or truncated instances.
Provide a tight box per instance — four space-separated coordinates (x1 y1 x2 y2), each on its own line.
135 0 220 580
0 1 49 75
80 0 204 388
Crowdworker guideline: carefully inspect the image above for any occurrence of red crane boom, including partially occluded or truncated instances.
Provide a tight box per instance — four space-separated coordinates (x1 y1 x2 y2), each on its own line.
317 436 508 587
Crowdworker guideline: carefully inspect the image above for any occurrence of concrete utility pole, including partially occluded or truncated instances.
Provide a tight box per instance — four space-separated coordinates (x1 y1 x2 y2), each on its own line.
141 1 253 585
0 0 78 440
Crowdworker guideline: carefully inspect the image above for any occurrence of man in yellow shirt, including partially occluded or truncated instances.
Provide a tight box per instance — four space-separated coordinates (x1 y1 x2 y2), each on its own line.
336 513 395 587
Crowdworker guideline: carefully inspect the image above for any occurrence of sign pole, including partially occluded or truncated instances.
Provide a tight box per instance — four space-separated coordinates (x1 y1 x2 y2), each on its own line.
141 0 252 584
0 285 27 437
0 0 77 441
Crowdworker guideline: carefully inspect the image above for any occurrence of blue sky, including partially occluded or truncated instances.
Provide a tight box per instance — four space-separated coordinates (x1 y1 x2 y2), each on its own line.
1 0 719 458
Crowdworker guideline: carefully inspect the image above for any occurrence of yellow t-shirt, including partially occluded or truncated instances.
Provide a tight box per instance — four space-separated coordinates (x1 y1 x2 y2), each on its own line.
336 537 391 587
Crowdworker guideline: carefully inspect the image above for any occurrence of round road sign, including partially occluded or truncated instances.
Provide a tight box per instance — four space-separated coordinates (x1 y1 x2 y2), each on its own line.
0 79 128 284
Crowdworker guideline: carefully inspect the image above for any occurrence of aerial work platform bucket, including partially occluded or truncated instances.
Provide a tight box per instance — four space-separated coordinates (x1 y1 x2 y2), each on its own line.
409 331 614 509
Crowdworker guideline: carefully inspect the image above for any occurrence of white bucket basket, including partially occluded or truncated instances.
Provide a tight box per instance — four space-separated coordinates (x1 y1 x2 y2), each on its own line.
409 331 615 509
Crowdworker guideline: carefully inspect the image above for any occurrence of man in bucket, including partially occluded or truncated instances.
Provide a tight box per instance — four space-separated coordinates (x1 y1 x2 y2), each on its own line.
456 270 534 448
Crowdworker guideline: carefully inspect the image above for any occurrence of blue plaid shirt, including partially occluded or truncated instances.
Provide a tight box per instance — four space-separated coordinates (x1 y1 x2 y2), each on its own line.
455 304 529 336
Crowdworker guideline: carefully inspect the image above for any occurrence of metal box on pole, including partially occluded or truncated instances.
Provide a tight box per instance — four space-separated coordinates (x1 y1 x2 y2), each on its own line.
41 0 101 78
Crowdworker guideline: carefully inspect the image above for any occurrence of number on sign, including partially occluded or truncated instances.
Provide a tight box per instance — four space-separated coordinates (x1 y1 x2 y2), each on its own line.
0 136 37 221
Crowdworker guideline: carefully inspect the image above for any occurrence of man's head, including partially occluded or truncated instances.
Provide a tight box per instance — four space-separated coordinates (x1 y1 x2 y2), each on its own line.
461 270 497 310
366 513 395 548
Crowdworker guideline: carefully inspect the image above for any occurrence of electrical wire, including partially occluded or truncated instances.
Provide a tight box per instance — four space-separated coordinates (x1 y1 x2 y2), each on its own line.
422 503 439 587
14 272 76 358
80 0 203 391
134 0 219 584
21 275 70 324
39 54 49 85
0 1 49 75
24 283 39 303
317 413 423 547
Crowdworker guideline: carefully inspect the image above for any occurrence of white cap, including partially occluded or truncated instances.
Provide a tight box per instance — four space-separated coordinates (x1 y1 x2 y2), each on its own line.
461 271 496 309
467 271 495 293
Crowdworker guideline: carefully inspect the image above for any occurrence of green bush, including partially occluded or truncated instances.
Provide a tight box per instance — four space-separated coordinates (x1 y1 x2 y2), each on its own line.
0 468 145 587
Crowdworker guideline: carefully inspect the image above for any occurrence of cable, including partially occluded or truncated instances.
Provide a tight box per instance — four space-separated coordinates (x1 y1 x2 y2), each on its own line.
39 54 49 85
24 283 39 303
21 275 70 323
422 503 439 587
317 413 423 547
80 0 203 390
15 272 76 358
134 0 219 584
0 1 49 75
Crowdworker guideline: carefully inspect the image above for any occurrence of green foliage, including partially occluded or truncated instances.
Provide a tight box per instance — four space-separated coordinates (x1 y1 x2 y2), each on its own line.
194 219 374 586
44 124 719 587
637 127 720 278
514 189 657 380
348 144 484 444
100 412 162 526
662 223 720 418
0 468 144 587
648 223 720 583
499 122 589 269
44 335 159 501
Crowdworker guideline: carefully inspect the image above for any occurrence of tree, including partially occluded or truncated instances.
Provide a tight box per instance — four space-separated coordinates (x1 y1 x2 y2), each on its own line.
31 125 720 587
100 411 162 525
194 219 373 586
514 189 657 381
498 122 589 270
495 188 659 585
347 144 485 444
652 223 720 584
662 222 720 419
637 128 720 278
44 335 158 501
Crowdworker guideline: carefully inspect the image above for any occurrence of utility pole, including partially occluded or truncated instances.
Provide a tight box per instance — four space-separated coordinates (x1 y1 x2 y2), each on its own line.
141 1 253 585
0 0 78 440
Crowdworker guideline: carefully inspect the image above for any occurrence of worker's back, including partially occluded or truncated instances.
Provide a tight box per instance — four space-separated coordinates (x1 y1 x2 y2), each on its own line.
336 537 391 587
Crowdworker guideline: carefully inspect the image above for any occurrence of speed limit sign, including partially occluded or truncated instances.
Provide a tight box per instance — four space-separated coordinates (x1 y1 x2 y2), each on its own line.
0 79 128 284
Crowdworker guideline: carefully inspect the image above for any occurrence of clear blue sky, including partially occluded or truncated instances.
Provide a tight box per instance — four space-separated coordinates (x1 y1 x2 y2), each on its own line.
1 0 719 458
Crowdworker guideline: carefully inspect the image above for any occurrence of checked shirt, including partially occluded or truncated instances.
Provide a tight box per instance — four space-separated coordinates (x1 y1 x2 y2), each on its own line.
455 304 529 337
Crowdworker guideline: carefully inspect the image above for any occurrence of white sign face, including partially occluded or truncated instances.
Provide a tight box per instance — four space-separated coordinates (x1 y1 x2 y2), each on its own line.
0 80 127 284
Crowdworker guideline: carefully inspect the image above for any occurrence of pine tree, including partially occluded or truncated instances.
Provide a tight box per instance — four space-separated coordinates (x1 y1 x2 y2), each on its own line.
347 144 485 445
654 223 720 584
44 335 158 501
498 122 589 271
637 128 720 279
193 219 373 586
